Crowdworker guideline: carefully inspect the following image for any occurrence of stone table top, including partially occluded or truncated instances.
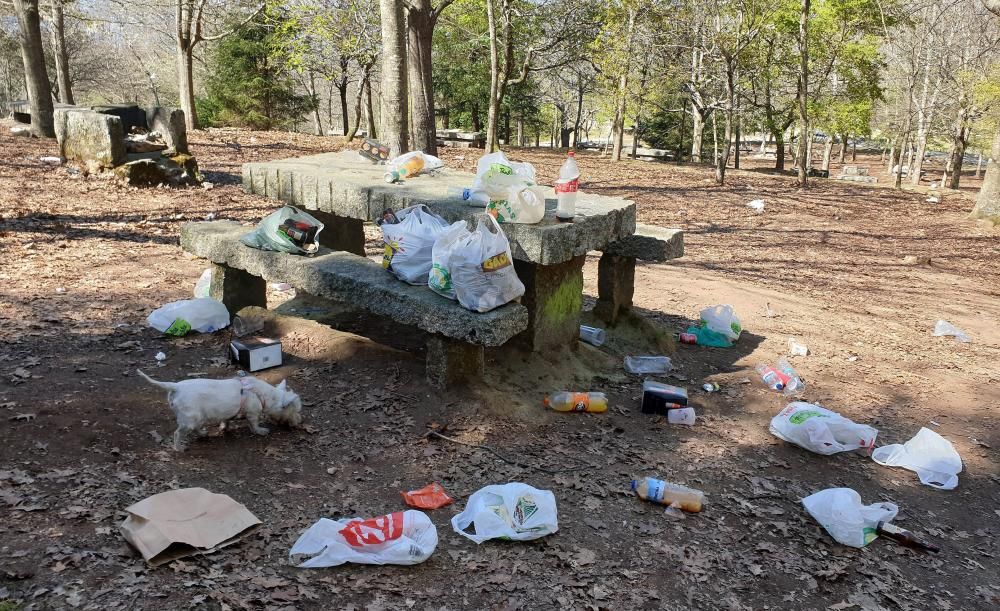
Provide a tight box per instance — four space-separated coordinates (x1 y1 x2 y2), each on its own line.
242 151 636 266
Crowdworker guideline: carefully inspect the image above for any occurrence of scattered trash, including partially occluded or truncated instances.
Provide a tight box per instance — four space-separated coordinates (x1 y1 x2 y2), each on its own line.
383 151 443 183
449 214 525 312
624 355 673 374
787 337 809 356
701 382 719 392
427 221 467 299
667 407 696 426
871 427 962 490
544 391 608 413
229 337 282 372
902 255 931 266
271 282 293 292
765 301 776 318
147 298 230 336
555 151 580 221
381 205 450 285
801 488 897 548
10 125 30 137
579 325 606 347
685 305 742 347
755 358 804 394
401 483 453 510
120 488 261 566
747 199 765 213
290 510 438 567
359 138 390 163
927 196 939 204
641 381 688 415
876 521 940 553
451 483 558 543
678 332 698 345
193 268 212 298
472 151 536 200
55 287 66 294
486 184 546 224
241 205 324 255
932 319 970 343
447 186 490 207
770 402 877 455
631 477 704 512
39 156 61 164
154 351 167 362
663 505 687 521
202 182 215 190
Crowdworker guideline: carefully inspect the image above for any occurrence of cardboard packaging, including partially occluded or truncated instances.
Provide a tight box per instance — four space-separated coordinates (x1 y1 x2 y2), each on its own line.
230 337 282 372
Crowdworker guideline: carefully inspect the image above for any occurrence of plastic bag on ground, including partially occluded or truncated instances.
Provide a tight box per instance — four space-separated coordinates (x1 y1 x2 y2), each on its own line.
683 325 733 348
802 488 898 548
624 356 673 374
872 427 962 490
698 305 742 346
193 268 212 298
401 483 453 510
932 319 971 343
240 205 325 255
381 205 450 285
451 483 558 544
769 402 877 455
486 184 547 224
428 221 470 299
147 298 230 336
289 510 438 567
472 151 537 199
450 214 525 312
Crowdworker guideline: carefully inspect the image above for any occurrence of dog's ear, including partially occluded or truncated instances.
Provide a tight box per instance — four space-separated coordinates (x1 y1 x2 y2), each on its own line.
277 380 287 391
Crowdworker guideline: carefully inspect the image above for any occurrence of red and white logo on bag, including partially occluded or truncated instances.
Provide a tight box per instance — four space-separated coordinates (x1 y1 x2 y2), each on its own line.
339 512 405 547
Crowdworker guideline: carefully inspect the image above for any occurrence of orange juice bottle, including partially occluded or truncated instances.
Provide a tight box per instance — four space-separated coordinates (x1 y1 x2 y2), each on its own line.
544 392 608 413
631 477 704 512
384 154 426 183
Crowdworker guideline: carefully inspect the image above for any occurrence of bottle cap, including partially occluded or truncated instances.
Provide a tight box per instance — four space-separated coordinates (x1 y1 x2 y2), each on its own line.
543 396 550 407
567 151 575 157
630 479 638 492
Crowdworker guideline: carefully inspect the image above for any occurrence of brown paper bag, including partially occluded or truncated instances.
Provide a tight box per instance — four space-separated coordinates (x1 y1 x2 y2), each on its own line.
120 487 261 566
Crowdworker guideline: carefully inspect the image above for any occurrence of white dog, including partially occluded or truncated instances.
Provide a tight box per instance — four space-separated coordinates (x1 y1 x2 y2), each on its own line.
137 370 303 451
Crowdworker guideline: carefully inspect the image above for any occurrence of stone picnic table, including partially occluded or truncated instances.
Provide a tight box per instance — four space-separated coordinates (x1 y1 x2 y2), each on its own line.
239 151 680 351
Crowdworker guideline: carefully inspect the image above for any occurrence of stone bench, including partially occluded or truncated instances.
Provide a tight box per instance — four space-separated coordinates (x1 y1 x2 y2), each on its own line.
180 221 528 388
595 224 684 325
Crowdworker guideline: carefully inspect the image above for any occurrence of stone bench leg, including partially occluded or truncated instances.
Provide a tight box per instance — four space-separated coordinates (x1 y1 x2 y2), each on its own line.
426 336 484 388
514 255 585 351
209 263 267 316
309 210 366 256
594 253 635 326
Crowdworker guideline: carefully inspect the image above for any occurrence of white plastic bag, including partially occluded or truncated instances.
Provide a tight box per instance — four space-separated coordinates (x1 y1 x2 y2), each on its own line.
624 356 673 374
240 205 325 255
802 488 898 548
699 305 742 342
450 214 525 312
932 319 971 343
193 268 212 298
769 402 877 455
147 298 230 336
451 483 558 544
485 185 547 224
381 205 450 285
472 151 537 199
428 221 470 299
290 510 437 567
872 428 962 490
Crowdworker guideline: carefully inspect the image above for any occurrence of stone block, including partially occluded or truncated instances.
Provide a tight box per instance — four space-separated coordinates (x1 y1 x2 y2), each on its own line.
514 255 585 351
54 109 126 171
842 165 859 176
594 254 635 326
146 107 188 154
92 104 147 133
601 224 683 261
209 263 267 316
114 154 201 187
426 336 484 388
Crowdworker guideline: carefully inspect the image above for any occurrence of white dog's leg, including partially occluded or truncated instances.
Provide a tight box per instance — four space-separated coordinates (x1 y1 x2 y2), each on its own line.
173 426 193 451
244 401 270 436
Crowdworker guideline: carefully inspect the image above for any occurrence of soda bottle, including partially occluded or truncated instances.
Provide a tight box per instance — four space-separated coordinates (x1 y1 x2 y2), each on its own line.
775 357 805 393
544 392 607 413
384 154 425 183
554 151 580 222
756 362 789 391
631 477 704 512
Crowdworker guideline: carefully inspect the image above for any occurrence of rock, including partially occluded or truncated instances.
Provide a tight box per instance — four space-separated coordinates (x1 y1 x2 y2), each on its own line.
601 225 684 261
54 109 126 172
146 107 188 154
114 154 202 187
10 126 31 137
902 255 931 266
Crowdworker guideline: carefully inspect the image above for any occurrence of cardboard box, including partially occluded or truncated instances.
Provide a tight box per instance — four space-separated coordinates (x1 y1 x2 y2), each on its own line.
230 337 282 372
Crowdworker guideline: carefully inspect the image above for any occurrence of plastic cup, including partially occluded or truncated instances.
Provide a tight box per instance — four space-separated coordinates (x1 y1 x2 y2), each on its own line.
580 325 606 347
667 407 696 426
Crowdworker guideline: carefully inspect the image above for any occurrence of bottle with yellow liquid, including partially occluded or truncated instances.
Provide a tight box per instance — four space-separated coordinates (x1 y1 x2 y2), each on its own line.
631 477 704 512
544 392 608 413
384 154 426 183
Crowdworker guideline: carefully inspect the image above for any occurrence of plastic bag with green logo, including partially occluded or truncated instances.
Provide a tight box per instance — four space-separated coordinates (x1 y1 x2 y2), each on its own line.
802 488 898 548
697 305 742 346
147 298 230 336
770 402 878 455
451 483 558 544
428 221 470 299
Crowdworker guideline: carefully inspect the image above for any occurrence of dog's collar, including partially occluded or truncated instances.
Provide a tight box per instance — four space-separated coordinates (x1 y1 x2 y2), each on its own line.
238 377 266 417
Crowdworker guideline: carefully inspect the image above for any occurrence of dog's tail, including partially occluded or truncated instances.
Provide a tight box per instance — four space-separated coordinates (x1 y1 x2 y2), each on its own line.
136 369 179 392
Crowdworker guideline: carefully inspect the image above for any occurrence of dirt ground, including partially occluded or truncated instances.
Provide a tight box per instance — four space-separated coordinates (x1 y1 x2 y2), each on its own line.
1 120 998 611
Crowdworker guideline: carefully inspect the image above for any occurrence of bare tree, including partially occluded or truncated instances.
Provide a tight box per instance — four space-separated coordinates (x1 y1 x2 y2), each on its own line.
12 0 55 137
48 0 73 104
379 0 409 156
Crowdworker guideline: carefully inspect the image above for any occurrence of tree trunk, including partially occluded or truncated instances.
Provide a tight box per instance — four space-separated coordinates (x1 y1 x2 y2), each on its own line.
796 0 810 188
734 117 741 169
775 130 786 171
893 135 907 189
573 80 584 146
306 71 323 136
610 7 636 162
887 143 895 171
806 128 814 170
177 44 197 130
971 126 1000 221
975 151 983 178
516 115 524 146
838 134 847 163
715 62 735 185
49 0 74 105
406 0 438 155
364 74 376 138
822 138 833 171
485 0 504 152
852 139 857 161
13 0 55 137
691 106 705 162
346 72 368 141
379 0 409 156
338 75 349 136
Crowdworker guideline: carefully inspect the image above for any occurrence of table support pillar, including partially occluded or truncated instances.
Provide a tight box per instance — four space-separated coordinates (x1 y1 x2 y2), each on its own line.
594 253 636 326
514 255 585 351
309 210 366 256
209 264 267 316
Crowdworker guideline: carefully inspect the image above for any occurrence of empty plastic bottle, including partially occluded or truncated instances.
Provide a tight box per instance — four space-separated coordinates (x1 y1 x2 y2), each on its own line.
555 151 580 221
756 362 788 391
384 154 425 183
631 477 704 512
544 392 607 413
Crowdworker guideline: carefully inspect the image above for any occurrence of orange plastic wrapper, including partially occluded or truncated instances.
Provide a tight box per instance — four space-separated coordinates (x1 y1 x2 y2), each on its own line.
401 483 453 510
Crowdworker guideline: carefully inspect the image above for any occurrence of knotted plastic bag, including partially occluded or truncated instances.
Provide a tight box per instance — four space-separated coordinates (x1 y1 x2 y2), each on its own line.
451 483 558 544
240 205 324 255
450 214 525 312
289 510 438 567
802 488 898 548
381 205 450 285
428 221 470 300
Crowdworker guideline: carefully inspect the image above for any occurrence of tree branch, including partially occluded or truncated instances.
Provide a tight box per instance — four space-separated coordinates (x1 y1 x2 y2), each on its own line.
196 3 265 44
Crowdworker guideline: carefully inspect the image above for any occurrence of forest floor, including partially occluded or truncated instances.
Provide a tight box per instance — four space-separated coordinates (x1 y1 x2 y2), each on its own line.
1 120 998 611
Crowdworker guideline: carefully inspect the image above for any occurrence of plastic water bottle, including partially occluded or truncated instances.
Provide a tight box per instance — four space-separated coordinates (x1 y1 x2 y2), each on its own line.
555 151 580 221
755 362 788 391
631 477 704 512
384 155 425 183
544 392 607 413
